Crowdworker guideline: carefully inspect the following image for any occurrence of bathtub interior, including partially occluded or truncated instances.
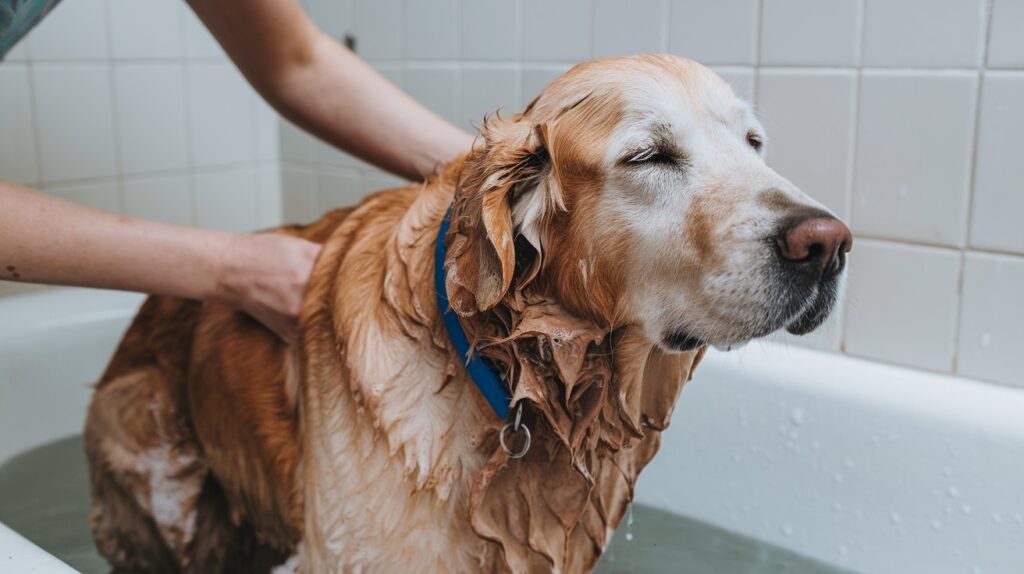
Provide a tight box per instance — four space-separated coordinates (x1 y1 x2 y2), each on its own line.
0 288 1021 573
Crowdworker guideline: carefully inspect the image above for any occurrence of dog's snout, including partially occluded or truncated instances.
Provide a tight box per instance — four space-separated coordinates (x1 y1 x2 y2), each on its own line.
777 216 853 275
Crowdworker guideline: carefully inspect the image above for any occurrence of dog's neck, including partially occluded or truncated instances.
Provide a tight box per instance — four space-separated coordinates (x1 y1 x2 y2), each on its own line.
301 160 705 571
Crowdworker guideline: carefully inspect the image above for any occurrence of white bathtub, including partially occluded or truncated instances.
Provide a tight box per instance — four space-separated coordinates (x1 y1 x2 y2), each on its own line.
1 288 1022 573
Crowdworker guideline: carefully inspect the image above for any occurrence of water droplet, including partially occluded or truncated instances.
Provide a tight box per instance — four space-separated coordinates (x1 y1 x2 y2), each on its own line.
844 459 854 469
980 333 991 348
782 524 793 536
948 485 961 498
732 453 742 463
943 466 953 477
834 502 844 512
791 408 805 425
837 543 849 556
992 512 1005 524
931 519 943 530
625 503 635 542
833 473 845 484
890 512 902 524
972 566 983 574
961 504 972 515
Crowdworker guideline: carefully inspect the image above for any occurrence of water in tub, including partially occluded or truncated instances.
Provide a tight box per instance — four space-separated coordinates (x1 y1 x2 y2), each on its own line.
0 436 851 573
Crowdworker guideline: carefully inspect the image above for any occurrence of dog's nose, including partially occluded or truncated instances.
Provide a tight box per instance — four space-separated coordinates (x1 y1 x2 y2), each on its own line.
778 216 853 275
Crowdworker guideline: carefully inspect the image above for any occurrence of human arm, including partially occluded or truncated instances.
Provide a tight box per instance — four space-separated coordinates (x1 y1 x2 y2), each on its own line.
0 181 320 342
188 0 475 181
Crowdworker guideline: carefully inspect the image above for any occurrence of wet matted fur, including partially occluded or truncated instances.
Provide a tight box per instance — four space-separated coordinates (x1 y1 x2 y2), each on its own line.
84 54 844 573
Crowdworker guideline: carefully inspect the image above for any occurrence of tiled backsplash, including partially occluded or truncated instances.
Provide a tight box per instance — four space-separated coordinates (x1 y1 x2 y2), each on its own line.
0 0 282 301
2 0 1021 389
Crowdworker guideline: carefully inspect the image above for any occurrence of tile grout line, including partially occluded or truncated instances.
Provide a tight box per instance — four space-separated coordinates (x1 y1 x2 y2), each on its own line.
951 0 997 374
840 0 868 356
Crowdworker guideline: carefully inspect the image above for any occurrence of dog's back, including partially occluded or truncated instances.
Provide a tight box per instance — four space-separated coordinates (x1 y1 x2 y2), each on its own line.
84 207 354 574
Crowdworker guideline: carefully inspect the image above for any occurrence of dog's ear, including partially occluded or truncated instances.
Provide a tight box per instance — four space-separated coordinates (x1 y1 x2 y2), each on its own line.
445 115 552 316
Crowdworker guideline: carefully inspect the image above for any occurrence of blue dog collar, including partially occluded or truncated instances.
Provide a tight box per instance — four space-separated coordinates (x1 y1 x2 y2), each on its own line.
434 207 512 420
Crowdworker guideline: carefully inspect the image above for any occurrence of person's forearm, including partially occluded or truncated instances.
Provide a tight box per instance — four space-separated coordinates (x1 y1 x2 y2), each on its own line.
188 0 474 181
0 181 227 300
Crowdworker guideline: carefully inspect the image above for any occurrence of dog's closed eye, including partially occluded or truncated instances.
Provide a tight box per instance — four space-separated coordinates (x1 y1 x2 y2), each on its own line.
621 145 687 168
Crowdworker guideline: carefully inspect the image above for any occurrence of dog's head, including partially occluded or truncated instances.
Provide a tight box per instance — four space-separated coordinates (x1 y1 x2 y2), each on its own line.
447 54 851 352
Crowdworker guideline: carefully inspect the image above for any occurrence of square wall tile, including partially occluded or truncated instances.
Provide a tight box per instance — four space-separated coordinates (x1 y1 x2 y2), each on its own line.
971 73 1024 254
462 0 519 60
404 65 459 125
4 40 28 61
254 98 280 162
522 0 592 62
182 6 226 59
757 70 857 217
44 179 121 213
460 67 519 131
281 168 318 223
114 64 190 175
669 0 758 65
852 72 977 246
27 0 109 60
186 63 256 167
405 0 458 59
521 65 571 108
862 0 985 68
760 0 860 66
710 66 755 103
194 168 259 232
989 0 1024 68
844 240 961 372
33 64 118 182
593 0 665 58
108 0 184 59
255 165 283 228
280 120 317 164
957 253 1024 386
354 0 403 60
122 174 193 226
0 65 39 185
317 170 364 212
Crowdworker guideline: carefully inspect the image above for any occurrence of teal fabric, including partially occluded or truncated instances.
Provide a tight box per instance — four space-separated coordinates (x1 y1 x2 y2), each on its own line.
0 0 62 59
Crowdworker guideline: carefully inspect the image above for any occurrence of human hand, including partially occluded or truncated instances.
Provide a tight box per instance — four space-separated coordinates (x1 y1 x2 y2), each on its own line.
214 233 322 343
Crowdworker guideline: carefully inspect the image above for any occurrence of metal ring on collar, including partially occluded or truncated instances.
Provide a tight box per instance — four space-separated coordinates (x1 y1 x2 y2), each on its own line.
499 422 531 459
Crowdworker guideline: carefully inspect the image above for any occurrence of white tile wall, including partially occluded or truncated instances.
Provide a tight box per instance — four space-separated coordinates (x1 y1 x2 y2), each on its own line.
852 71 977 247
32 64 119 182
27 0 110 61
760 0 861 66
593 0 666 58
757 69 857 217
988 0 1024 68
0 65 39 185
460 66 519 130
194 168 259 233
108 0 184 60
405 0 458 60
957 253 1024 386
114 64 190 175
969 73 1024 254
185 62 257 167
669 0 759 65
844 241 961 372
861 0 986 68
2 0 1021 388
522 0 592 62
122 174 194 226
461 0 519 61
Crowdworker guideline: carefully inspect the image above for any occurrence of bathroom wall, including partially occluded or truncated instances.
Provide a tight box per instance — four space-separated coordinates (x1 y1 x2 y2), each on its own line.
1 0 1021 389
286 0 1023 388
0 0 283 299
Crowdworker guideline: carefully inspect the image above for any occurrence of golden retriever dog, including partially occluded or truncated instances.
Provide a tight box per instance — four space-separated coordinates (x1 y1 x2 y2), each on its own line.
84 54 852 573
